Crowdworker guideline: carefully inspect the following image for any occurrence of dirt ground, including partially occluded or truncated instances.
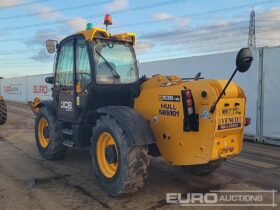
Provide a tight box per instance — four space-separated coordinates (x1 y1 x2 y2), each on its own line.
0 102 279 210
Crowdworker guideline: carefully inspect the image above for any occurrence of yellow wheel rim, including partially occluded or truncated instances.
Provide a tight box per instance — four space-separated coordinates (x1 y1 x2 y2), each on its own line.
38 117 49 148
96 132 118 178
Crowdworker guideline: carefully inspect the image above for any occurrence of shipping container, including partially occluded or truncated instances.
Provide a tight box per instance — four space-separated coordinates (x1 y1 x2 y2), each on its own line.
0 76 28 102
27 74 53 101
0 73 52 103
259 47 280 145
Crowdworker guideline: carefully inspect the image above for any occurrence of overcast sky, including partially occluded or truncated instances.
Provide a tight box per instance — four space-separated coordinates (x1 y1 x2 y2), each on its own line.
1 0 280 78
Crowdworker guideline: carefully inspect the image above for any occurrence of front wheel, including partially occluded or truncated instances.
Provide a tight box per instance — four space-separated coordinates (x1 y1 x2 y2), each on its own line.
35 107 65 160
91 115 149 197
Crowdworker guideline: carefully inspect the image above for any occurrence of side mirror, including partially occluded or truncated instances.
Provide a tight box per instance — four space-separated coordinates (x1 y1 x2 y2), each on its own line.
45 76 54 84
194 72 201 81
46 40 58 53
236 48 253 73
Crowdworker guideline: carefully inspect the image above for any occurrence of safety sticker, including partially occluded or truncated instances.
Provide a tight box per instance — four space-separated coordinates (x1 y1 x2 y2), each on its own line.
201 108 210 119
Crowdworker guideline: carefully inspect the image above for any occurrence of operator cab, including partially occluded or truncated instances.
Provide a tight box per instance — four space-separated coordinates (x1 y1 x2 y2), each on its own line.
46 23 140 128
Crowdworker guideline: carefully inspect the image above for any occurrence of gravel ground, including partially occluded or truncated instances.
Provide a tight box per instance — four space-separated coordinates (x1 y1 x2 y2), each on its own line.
0 102 279 210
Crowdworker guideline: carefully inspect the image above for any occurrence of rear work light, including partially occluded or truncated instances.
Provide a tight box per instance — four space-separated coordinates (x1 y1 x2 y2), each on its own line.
181 89 199 132
245 117 251 126
187 99 193 107
186 90 192 98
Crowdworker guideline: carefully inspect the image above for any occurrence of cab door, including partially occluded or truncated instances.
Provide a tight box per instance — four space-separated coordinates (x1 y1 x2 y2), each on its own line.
75 35 92 121
53 37 76 122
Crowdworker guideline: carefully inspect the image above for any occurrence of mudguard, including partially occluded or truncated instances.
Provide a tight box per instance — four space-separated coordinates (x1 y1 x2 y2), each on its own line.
35 100 57 116
97 106 156 146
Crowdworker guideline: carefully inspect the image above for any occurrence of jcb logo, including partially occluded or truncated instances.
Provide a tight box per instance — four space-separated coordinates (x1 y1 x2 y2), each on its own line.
61 101 72 112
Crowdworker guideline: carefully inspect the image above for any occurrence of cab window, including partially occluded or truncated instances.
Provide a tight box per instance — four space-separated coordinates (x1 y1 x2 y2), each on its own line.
93 39 138 84
55 40 74 88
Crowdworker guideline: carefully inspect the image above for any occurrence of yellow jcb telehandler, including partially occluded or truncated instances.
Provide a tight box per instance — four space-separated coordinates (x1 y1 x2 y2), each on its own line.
31 15 253 196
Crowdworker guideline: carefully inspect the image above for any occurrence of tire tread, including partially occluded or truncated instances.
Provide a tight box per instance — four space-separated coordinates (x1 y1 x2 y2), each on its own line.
0 100 7 125
35 106 65 160
91 115 149 196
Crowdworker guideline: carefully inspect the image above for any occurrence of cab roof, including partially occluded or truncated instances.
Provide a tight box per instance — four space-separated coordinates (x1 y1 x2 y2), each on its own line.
74 27 136 45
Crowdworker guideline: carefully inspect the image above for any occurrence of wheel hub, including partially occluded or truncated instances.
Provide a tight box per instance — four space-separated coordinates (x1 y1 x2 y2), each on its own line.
96 132 118 178
105 145 117 164
38 117 49 148
43 126 49 138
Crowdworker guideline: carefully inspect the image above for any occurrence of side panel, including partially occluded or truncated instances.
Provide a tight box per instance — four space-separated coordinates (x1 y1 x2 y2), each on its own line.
139 50 259 138
57 92 76 122
262 47 280 144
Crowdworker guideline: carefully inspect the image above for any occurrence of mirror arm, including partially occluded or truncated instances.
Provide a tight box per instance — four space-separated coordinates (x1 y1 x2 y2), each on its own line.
210 67 238 113
209 48 252 113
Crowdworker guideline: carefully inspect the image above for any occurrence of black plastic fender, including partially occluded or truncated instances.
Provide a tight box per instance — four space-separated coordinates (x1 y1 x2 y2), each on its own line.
97 106 156 146
35 100 57 116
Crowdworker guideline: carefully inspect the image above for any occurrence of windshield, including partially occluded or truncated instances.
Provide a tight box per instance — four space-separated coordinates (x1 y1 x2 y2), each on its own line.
93 39 138 84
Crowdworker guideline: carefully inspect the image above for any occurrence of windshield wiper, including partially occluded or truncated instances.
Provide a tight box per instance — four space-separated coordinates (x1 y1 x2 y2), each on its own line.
95 49 120 79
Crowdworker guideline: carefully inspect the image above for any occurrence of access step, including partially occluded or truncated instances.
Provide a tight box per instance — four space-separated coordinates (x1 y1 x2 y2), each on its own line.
63 140 74 147
62 128 73 136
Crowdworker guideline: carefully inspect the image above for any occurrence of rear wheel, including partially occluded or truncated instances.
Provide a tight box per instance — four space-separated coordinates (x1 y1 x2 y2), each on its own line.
0 99 7 125
183 160 223 175
35 107 65 159
91 115 149 197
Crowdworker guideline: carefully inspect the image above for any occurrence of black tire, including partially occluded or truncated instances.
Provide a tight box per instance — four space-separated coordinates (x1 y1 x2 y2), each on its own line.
91 115 149 197
183 160 223 175
0 99 7 125
35 106 65 159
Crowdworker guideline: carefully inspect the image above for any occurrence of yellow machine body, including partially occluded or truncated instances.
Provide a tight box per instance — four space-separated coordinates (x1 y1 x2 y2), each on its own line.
44 27 247 167
134 75 246 166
